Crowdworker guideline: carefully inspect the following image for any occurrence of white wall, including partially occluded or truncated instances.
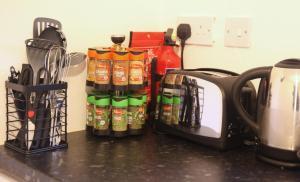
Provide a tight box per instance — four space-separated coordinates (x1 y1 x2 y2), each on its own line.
1 0 300 144
0 0 164 145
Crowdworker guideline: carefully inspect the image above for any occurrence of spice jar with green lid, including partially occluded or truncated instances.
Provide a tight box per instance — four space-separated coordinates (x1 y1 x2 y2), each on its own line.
93 95 111 136
128 94 144 135
161 93 173 125
155 95 161 121
86 93 95 135
172 95 181 125
112 96 128 137
141 93 147 126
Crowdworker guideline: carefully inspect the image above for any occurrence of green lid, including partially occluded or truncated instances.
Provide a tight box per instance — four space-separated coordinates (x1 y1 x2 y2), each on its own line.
95 95 110 106
157 95 161 102
129 97 143 106
173 96 181 104
142 94 147 103
87 95 95 104
162 95 173 104
112 96 128 107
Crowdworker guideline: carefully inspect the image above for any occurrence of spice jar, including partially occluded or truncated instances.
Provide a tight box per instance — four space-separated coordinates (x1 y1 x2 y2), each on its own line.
86 48 96 86
161 93 173 125
128 94 144 135
135 89 147 126
164 73 177 89
112 51 129 90
143 50 149 87
93 95 111 136
86 93 95 135
172 95 181 125
112 96 128 137
95 48 112 91
175 74 184 89
129 50 144 90
154 95 161 121
141 93 147 126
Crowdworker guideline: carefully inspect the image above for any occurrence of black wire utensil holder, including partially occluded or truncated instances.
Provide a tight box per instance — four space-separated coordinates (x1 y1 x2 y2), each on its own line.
5 81 68 155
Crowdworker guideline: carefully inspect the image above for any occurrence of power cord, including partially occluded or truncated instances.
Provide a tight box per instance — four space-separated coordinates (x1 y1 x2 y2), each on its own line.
177 24 191 69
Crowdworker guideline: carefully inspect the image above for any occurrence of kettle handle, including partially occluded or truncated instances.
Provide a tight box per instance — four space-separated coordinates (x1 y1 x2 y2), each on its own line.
232 66 272 134
183 68 239 76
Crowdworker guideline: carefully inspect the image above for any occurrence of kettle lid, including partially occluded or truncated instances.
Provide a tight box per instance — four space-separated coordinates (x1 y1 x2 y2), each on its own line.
275 58 300 69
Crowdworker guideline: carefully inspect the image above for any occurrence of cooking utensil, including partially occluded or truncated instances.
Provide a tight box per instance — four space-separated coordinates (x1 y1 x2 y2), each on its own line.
67 52 87 76
8 66 19 83
232 58 300 167
14 64 33 149
25 38 57 85
52 98 65 146
29 67 50 150
45 45 65 83
33 17 62 38
30 17 71 147
42 45 69 147
40 104 51 148
47 53 69 146
39 26 67 48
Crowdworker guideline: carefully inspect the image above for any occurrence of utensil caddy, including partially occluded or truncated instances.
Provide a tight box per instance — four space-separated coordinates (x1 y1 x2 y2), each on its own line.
5 81 68 155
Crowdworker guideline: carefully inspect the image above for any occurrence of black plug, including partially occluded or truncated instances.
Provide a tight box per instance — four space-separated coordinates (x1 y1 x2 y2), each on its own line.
177 24 191 69
164 28 175 45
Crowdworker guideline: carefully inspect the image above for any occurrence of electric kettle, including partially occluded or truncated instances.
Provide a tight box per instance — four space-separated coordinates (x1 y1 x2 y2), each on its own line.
232 59 300 167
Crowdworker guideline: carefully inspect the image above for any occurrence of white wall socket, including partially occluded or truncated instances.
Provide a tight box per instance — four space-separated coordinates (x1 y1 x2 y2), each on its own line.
224 17 251 48
177 16 215 46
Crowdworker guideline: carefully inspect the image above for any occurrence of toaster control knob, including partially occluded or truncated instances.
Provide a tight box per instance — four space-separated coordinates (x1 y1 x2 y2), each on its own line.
227 123 234 138
297 150 300 159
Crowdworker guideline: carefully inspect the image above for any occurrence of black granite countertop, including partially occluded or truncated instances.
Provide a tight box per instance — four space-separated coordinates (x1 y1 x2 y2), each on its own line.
1 129 300 182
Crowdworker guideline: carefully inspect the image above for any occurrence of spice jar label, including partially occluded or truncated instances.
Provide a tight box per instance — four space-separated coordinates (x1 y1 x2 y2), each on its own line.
112 108 128 131
113 64 128 84
161 105 172 124
128 107 144 129
94 107 110 130
129 61 143 84
95 64 110 82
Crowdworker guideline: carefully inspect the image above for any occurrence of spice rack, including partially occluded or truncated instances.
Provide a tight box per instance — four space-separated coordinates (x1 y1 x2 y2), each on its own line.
85 39 148 138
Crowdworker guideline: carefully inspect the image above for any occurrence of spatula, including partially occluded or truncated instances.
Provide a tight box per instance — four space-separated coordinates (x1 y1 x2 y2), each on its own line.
25 39 56 85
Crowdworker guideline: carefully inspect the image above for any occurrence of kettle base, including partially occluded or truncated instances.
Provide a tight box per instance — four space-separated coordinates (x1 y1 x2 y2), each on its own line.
257 154 300 168
257 144 300 168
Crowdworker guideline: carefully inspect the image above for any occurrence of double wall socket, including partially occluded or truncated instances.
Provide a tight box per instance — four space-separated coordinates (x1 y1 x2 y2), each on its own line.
177 16 252 48
177 16 215 46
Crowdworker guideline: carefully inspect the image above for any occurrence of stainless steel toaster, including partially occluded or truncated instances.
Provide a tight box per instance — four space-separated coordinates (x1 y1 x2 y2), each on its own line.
155 68 256 150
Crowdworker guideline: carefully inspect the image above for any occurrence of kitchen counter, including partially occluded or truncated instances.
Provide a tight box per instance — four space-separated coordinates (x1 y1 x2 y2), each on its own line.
0 129 300 182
